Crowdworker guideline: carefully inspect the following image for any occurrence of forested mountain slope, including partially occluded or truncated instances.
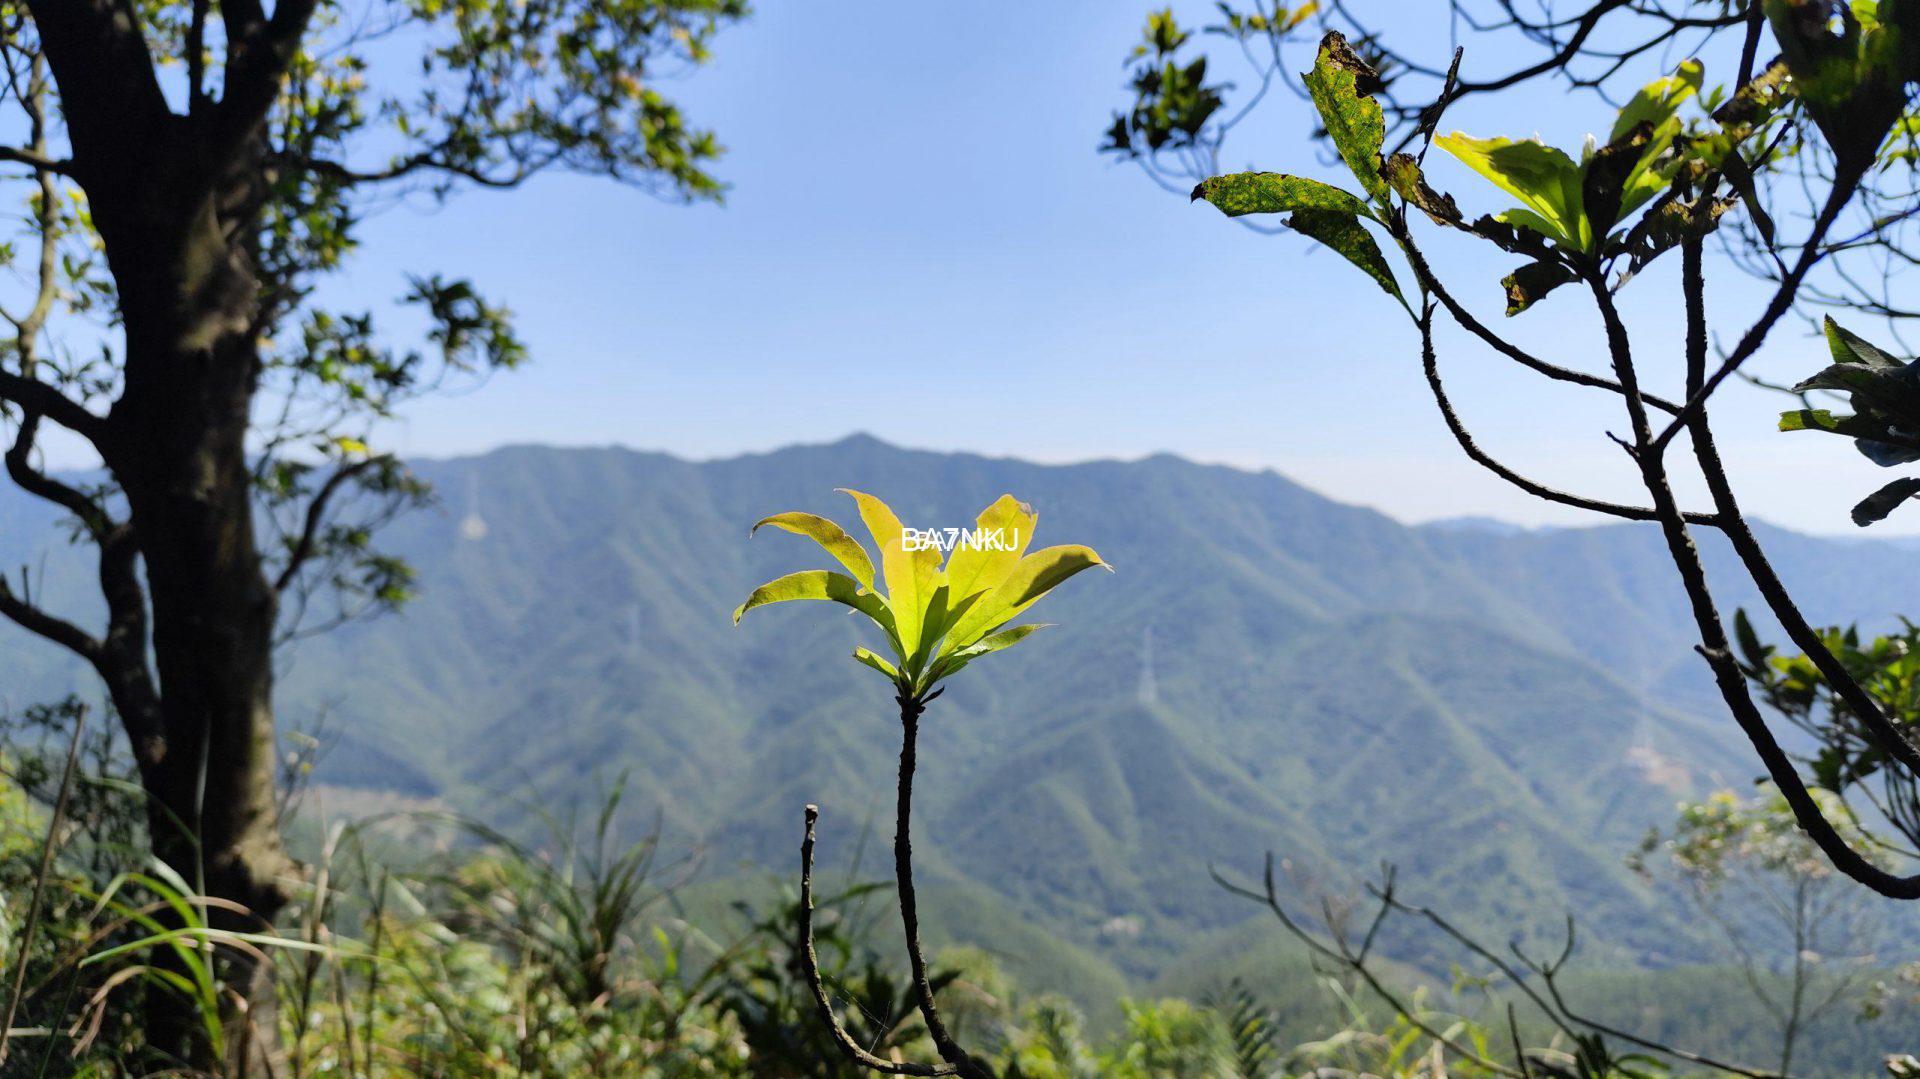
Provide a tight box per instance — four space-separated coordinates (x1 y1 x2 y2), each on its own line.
7 435 1917 987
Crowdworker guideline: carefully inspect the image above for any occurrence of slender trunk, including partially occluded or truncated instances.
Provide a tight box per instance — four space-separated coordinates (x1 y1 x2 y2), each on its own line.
892 691 989 1079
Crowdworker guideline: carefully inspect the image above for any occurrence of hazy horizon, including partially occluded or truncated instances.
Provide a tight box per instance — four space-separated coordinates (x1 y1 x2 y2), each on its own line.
400 433 1916 539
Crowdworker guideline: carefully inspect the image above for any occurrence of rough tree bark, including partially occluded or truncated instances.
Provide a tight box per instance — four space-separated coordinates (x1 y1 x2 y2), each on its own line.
13 1 317 1068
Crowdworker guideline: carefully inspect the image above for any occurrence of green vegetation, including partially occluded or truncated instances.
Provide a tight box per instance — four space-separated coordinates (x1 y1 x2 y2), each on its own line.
7 746 1917 1078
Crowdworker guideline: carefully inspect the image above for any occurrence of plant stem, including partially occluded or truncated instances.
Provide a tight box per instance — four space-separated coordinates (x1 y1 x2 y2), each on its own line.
892 690 988 1079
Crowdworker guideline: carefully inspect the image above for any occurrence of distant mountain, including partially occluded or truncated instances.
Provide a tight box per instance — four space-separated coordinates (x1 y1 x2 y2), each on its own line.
1418 515 1536 537
7 436 1920 996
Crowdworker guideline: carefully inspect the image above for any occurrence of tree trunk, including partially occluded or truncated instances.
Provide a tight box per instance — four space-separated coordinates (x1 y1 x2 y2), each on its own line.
91 145 292 1074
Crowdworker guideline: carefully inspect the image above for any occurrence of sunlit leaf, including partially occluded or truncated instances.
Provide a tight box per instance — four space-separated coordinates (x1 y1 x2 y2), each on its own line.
1609 59 1703 143
732 570 892 636
948 622 1048 662
853 646 901 681
1825 316 1904 369
1436 134 1588 250
941 545 1108 655
944 495 1036 608
841 488 943 656
751 511 876 590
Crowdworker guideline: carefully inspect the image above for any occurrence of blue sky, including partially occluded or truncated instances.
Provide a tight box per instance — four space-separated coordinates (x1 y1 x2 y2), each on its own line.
318 1 1911 535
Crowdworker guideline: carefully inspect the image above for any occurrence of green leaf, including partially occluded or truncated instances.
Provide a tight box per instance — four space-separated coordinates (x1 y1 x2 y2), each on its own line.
732 569 893 638
1286 209 1406 307
1853 477 1920 526
949 623 1048 662
1778 408 1850 433
1302 32 1391 207
940 545 1108 656
1609 59 1703 143
1191 172 1372 218
841 488 942 657
1435 134 1589 250
930 623 1050 683
1596 61 1702 230
751 511 876 590
1825 316 1904 369
853 646 901 681
1188 171 1409 307
1731 608 1772 670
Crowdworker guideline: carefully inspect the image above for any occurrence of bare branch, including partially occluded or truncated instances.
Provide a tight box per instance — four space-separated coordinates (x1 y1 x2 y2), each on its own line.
1583 265 1920 901
1676 237 1920 782
798 804 958 1078
273 456 381 593
0 371 106 445
5 416 109 538
0 571 100 662
889 688 989 1079
0 143 70 174
1402 234 1683 413
1415 305 1717 526
1652 180 1862 449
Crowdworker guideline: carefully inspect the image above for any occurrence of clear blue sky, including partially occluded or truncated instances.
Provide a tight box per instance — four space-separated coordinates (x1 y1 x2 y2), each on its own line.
320 1 1907 535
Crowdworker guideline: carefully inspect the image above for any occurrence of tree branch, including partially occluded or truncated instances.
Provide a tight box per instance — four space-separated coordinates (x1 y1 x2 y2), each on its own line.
1651 177 1863 449
281 149 543 190
214 0 325 164
1415 305 1717 526
1401 234 1682 414
888 689 988 1079
0 371 107 445
0 143 70 174
1585 269 1920 900
0 572 100 662
1676 237 1920 782
273 456 380 593
797 804 958 1077
21 0 170 173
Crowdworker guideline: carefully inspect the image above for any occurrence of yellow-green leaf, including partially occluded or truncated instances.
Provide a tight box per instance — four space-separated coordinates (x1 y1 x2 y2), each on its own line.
1436 133 1589 250
941 545 1108 655
750 511 876 590
732 569 892 638
1609 58 1703 143
944 495 1036 609
853 646 901 681
1303 32 1391 207
930 623 1049 682
840 488 941 656
953 622 1048 661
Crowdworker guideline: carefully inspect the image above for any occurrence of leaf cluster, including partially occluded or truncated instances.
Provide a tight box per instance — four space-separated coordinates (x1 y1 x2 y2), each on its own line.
734 491 1108 697
1775 318 1920 525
